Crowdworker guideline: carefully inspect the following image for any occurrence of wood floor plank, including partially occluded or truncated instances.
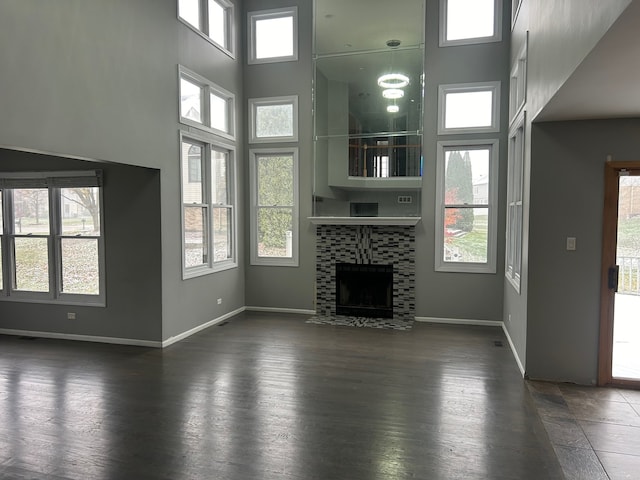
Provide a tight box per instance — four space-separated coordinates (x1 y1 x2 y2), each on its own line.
0 312 564 479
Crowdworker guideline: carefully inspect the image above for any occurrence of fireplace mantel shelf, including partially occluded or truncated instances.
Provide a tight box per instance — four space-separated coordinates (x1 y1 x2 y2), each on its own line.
308 216 421 226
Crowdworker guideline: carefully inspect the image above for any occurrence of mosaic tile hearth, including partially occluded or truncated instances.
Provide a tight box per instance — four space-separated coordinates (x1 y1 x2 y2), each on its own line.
315 225 416 325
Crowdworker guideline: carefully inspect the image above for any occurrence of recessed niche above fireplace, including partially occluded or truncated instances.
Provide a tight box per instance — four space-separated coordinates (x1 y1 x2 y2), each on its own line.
336 263 393 318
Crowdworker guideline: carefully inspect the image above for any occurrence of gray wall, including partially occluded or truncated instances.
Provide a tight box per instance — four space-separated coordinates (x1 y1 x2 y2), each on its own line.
526 119 640 384
0 149 163 341
414 0 510 322
0 0 245 342
243 0 316 311
503 0 631 377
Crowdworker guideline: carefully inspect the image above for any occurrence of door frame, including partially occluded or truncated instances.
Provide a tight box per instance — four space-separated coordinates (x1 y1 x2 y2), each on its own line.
598 161 640 387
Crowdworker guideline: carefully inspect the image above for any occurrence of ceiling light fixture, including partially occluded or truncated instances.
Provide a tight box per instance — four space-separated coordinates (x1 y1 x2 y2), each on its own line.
377 73 410 89
382 88 404 99
387 105 400 113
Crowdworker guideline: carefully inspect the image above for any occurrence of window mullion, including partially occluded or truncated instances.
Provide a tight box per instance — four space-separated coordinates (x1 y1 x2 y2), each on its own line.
49 187 60 299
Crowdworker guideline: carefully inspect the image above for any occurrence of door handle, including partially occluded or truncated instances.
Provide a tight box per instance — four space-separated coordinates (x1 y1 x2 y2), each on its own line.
608 265 619 292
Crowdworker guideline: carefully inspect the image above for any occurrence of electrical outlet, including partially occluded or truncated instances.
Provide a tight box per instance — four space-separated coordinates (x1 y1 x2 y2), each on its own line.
566 237 576 251
397 195 412 204
67 312 76 320
217 298 222 305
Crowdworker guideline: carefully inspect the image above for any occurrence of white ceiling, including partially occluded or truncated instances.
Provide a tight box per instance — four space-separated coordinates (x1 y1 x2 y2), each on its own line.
537 0 640 122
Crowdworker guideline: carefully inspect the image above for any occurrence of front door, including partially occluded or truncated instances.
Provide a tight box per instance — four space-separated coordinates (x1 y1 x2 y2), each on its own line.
599 162 640 387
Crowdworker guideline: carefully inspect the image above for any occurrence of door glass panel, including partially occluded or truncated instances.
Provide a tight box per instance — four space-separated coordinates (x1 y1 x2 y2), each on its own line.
612 174 640 379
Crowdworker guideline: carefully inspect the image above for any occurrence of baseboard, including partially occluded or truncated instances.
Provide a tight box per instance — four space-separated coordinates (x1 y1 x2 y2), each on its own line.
161 306 246 348
245 306 316 315
415 316 503 327
0 328 163 348
502 323 526 377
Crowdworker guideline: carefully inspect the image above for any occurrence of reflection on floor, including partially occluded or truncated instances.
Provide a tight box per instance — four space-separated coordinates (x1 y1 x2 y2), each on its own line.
528 380 640 480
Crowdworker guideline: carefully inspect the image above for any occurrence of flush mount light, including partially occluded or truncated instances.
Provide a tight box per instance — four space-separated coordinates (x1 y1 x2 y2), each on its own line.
387 105 400 113
382 88 404 99
377 73 410 89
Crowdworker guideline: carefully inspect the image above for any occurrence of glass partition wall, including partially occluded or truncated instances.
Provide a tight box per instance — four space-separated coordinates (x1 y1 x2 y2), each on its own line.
313 0 425 217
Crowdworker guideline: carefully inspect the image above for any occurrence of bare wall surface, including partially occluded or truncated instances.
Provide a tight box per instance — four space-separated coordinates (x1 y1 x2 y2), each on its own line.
526 119 640 384
414 0 510 322
0 0 246 342
243 0 316 312
0 149 163 341
526 0 631 120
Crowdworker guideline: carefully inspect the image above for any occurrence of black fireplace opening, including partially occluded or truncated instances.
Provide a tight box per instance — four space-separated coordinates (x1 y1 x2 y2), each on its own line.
335 263 393 318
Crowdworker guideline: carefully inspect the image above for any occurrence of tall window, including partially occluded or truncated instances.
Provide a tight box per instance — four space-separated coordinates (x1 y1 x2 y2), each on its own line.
0 172 104 304
178 0 235 56
181 134 236 277
506 111 525 291
179 66 235 140
248 7 298 64
435 140 499 273
250 148 299 266
439 0 502 46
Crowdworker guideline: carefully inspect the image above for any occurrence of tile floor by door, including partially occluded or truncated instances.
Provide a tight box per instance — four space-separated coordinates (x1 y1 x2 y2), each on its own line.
527 380 640 480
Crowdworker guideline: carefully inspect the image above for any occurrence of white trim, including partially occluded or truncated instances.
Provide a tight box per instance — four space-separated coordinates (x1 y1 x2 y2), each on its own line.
438 81 501 135
248 95 299 144
178 65 236 140
415 316 503 327
250 147 299 267
434 139 499 273
439 0 503 47
502 323 526 377
308 216 421 226
0 328 162 348
245 306 316 315
248 7 298 65
161 306 245 347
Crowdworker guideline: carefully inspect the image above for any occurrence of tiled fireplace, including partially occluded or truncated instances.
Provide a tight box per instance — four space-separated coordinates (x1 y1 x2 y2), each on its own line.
315 224 416 324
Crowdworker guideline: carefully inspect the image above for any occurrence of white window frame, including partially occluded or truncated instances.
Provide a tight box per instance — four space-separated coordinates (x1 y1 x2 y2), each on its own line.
250 147 299 267
0 171 105 306
248 7 298 65
435 139 499 273
248 95 299 144
177 0 236 58
178 66 236 140
439 0 503 47
438 81 501 135
505 110 525 292
511 0 523 28
180 131 237 279
509 38 527 124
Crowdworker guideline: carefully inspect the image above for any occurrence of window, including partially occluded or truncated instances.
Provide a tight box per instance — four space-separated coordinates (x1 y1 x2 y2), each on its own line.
249 96 298 143
438 82 501 135
0 171 105 305
181 133 236 277
435 140 499 273
506 110 525 291
178 0 235 56
439 0 502 46
248 7 298 64
250 148 299 266
509 38 527 123
179 66 235 140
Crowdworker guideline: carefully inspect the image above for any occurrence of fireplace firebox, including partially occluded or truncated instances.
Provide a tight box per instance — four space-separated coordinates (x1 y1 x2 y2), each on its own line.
335 263 393 318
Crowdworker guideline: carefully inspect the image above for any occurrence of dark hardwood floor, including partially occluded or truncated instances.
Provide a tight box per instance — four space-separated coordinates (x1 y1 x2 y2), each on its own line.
0 312 564 479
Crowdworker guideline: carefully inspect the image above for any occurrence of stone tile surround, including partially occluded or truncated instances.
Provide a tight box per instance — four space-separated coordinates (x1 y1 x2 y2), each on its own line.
315 224 416 323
